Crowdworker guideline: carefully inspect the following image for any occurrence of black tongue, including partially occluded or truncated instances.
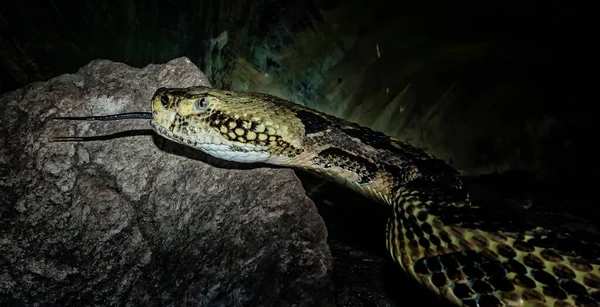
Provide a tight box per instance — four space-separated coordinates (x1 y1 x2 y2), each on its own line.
53 112 152 121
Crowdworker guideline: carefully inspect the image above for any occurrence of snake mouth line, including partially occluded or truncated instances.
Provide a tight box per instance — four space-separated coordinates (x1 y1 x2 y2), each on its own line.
151 121 183 143
150 120 215 148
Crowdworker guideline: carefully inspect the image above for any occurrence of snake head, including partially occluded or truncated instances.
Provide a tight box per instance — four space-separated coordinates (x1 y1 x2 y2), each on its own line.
150 86 305 163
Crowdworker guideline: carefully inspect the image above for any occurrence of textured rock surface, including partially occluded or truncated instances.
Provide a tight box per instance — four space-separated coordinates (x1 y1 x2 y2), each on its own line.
0 57 334 306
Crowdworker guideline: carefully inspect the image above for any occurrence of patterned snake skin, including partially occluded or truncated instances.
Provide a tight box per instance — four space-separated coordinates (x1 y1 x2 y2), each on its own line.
65 86 600 306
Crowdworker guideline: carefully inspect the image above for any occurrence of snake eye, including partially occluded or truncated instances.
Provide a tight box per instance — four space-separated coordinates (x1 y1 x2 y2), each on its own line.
193 97 210 112
160 95 169 107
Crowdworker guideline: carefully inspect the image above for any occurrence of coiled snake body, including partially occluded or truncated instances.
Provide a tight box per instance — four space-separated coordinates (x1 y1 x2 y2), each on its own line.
62 86 600 306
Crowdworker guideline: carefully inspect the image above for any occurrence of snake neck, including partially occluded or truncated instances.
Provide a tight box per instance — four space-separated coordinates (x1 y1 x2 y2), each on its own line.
268 125 468 209
148 87 600 306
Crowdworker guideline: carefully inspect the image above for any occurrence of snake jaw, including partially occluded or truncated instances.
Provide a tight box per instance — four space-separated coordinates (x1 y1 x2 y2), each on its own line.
149 86 308 164
150 90 275 163
150 114 273 163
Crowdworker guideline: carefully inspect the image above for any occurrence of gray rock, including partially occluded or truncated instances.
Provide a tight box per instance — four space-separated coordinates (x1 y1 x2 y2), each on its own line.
0 57 334 306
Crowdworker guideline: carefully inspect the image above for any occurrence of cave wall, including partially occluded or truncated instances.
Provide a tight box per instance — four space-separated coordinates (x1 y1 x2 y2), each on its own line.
0 0 593 180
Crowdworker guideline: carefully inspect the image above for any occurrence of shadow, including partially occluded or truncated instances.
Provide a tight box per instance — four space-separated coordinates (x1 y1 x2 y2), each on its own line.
52 128 274 171
50 128 457 306
148 133 280 171
51 129 156 142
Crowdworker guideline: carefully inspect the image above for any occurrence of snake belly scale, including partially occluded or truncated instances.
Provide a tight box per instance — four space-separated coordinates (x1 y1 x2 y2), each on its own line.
113 86 600 306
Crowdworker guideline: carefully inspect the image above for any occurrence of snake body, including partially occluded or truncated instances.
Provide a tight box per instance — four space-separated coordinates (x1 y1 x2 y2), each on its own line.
148 86 600 306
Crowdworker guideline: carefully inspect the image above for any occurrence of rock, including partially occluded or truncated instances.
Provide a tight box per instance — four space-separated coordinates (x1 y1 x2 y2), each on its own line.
0 57 334 306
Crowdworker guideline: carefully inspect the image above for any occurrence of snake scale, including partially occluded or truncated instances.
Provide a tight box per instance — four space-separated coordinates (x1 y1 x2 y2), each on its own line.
57 86 600 307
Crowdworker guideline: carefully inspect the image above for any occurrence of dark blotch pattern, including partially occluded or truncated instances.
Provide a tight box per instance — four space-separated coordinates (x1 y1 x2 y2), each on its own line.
340 125 426 159
427 257 443 272
472 280 493 294
584 274 600 289
521 289 545 302
480 262 506 278
424 198 534 234
447 269 463 281
429 234 441 246
490 277 515 292
591 291 600 302
431 272 448 287
570 257 593 272
456 251 484 267
414 258 429 274
312 148 378 184
421 222 433 234
513 240 535 252
419 237 430 249
477 294 503 306
296 110 331 134
513 274 537 288
496 243 517 259
440 254 460 270
463 265 485 279
453 283 474 298
412 250 531 301
540 249 563 263
472 235 489 248
523 254 545 269
439 230 452 243
553 264 576 280
408 215 424 238
533 269 558 286
481 249 500 262
206 110 302 156
543 285 568 300
575 295 598 306
417 210 428 221
503 259 527 275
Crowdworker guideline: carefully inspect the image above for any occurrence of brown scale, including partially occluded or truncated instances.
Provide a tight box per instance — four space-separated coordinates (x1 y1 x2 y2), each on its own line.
541 249 564 263
524 253 546 269
571 257 594 272
496 243 517 259
522 289 546 303
471 234 490 249
512 240 535 252
544 285 569 300
585 274 600 289
554 264 577 280
533 269 559 287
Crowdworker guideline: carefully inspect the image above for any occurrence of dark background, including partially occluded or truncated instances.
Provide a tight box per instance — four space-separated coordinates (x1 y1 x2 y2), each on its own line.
0 1 596 305
1 0 594 182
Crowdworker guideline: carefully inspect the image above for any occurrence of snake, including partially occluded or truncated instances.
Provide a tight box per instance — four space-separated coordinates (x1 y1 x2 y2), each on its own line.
56 86 600 307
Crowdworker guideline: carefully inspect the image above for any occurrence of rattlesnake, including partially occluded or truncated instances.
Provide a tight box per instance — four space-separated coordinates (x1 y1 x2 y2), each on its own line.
55 86 600 306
